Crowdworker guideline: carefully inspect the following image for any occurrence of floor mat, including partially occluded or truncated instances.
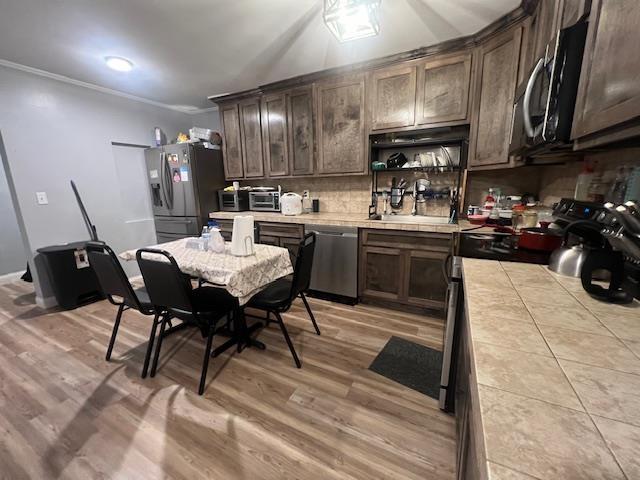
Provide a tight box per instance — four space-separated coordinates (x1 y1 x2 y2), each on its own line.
369 336 443 399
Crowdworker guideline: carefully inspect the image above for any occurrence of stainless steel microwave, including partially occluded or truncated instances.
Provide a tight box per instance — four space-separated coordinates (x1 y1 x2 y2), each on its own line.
509 20 588 157
217 190 249 211
249 191 280 212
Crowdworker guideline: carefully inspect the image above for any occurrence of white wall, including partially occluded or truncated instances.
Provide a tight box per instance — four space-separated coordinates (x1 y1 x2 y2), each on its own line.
191 109 221 132
0 152 25 276
0 64 199 305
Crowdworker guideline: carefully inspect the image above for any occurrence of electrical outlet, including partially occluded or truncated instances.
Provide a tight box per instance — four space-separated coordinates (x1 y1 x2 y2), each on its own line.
36 191 48 205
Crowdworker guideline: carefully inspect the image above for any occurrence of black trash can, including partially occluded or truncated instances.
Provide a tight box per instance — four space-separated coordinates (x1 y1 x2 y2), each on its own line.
37 241 104 309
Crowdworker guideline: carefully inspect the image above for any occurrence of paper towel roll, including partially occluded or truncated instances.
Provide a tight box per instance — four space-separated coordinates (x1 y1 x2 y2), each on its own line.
231 215 255 256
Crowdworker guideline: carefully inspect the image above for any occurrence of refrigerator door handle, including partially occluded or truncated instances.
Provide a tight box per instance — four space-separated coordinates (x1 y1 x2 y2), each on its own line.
163 152 174 210
159 152 169 209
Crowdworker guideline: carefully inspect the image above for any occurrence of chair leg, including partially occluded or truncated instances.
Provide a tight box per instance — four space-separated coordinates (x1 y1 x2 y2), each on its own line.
141 313 160 378
106 304 125 361
300 292 320 335
150 314 169 377
275 312 301 368
198 327 215 395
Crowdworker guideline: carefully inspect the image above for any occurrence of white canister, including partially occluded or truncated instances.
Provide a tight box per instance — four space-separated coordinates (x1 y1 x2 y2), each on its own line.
231 215 255 256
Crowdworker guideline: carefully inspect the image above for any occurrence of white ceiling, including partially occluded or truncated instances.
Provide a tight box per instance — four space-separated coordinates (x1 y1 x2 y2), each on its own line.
0 0 520 110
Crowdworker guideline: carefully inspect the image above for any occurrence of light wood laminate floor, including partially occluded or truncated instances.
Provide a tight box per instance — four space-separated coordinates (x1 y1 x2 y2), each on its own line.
0 280 455 480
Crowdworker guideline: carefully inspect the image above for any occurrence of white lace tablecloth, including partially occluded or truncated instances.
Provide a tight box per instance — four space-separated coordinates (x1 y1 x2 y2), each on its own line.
119 238 293 305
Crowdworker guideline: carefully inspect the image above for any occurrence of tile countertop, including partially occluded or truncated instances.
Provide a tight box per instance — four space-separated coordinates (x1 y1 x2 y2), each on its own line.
209 210 479 233
462 258 640 480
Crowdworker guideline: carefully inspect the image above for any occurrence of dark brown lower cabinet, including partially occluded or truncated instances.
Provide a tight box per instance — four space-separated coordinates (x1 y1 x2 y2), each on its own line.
212 219 303 262
359 229 451 311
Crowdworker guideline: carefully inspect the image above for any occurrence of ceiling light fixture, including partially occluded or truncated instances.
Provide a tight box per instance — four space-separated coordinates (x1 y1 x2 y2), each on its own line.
105 56 133 72
323 0 382 43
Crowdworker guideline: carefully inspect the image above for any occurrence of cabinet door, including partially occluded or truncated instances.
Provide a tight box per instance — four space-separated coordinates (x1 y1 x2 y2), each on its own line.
531 0 562 61
370 65 417 130
416 53 472 125
261 92 289 177
316 75 367 174
239 98 265 178
220 103 244 179
405 250 448 309
360 246 404 301
572 0 640 139
468 26 522 169
287 86 315 176
258 234 280 247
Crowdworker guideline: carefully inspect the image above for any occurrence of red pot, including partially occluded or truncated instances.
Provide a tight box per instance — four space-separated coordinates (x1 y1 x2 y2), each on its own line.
518 227 563 252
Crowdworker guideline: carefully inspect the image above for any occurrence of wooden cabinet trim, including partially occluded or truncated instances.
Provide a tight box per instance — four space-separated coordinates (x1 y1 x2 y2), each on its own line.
316 75 367 175
416 52 472 125
238 98 265 178
287 85 316 176
572 0 640 139
468 26 523 170
220 103 244 179
370 64 417 130
261 92 290 177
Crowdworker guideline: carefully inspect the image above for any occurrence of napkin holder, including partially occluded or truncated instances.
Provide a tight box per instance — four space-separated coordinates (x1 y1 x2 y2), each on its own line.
231 215 255 256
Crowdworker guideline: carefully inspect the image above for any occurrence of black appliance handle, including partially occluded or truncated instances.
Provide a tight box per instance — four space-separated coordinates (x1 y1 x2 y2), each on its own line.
563 219 605 246
159 152 170 209
163 152 174 210
523 57 545 138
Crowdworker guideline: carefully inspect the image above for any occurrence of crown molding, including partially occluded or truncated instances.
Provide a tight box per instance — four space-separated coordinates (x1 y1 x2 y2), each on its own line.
0 58 217 114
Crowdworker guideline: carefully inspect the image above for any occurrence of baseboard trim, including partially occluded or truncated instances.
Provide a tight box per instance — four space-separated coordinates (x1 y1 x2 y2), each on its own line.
0 271 24 285
35 295 58 309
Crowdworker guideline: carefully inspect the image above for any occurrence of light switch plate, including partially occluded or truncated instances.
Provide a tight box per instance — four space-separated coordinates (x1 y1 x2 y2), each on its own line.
36 191 48 205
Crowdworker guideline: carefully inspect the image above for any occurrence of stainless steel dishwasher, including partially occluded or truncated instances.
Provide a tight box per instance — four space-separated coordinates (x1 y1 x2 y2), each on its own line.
306 224 358 300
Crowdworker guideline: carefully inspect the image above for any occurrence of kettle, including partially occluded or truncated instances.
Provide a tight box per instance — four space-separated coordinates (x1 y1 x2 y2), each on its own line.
549 220 605 277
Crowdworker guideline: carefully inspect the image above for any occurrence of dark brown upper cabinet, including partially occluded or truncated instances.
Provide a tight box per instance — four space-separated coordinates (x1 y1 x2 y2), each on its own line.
220 103 243 179
261 92 289 177
468 26 523 169
238 98 264 178
287 85 315 176
531 0 562 62
316 75 367 175
370 65 417 130
572 0 640 144
416 52 472 126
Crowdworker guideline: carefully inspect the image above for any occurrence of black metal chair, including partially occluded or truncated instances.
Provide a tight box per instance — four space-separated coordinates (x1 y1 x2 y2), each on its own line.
86 242 160 378
246 232 320 368
136 248 237 395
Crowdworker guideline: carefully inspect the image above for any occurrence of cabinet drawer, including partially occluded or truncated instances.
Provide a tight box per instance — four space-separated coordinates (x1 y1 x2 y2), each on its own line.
361 229 451 252
257 222 304 239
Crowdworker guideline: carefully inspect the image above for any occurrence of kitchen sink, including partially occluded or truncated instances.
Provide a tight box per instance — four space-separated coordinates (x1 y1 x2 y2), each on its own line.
373 214 453 225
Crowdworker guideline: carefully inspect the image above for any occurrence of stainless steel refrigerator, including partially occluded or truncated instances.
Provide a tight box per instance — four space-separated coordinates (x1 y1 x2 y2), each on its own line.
144 143 226 243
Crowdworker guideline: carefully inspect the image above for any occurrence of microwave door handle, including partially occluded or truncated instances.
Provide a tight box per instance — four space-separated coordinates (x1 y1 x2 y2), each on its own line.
523 57 544 138
542 30 562 141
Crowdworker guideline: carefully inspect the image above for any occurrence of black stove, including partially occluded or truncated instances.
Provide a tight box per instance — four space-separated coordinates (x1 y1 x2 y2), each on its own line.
458 232 551 264
458 198 605 265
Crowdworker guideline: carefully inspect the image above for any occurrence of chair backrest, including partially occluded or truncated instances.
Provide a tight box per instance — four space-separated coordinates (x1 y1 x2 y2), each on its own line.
87 242 142 310
290 232 316 298
136 248 193 312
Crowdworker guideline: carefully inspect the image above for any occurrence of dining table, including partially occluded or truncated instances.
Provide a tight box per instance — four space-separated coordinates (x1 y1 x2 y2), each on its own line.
119 237 294 351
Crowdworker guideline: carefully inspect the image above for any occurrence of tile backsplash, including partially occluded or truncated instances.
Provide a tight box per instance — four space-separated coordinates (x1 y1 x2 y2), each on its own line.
236 147 640 217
